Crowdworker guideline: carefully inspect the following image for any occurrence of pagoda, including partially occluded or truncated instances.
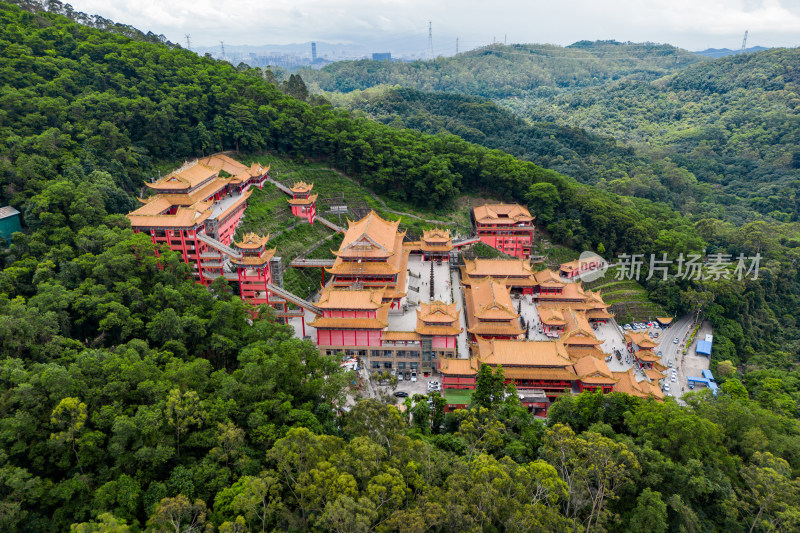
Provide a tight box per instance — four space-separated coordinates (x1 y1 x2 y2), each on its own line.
287 181 317 224
230 233 276 306
326 211 409 307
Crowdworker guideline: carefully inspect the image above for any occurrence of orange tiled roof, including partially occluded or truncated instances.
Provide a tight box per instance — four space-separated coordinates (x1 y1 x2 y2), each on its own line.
309 303 389 329
326 259 401 276
416 302 461 336
316 287 385 310
474 337 573 368
533 269 563 285
422 228 451 243
573 356 614 380
288 193 318 205
335 211 403 259
469 278 519 320
612 370 664 400
232 249 276 266
539 307 566 326
626 332 658 349
464 258 535 278
131 196 174 216
416 324 463 336
145 163 217 191
197 153 250 176
473 203 534 225
560 309 601 346
636 349 661 362
565 346 607 362
235 233 270 250
290 181 314 193
417 301 459 323
467 321 524 336
645 368 665 381
504 367 577 381
537 282 586 301
128 201 213 229
382 331 421 341
439 357 478 376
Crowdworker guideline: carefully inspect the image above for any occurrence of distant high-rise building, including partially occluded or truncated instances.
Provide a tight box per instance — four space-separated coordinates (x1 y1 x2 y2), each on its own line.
372 52 391 61
311 42 317 61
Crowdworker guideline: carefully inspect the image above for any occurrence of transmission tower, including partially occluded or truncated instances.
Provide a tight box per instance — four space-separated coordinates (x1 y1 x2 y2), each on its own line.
455 37 459 55
427 21 434 60
185 34 191 51
220 40 226 60
740 30 748 53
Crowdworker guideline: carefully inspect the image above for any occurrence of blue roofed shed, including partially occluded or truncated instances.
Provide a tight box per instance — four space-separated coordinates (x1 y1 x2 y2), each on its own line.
696 340 712 356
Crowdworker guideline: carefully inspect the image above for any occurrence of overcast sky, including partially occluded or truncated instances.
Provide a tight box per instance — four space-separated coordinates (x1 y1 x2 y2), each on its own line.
66 0 800 53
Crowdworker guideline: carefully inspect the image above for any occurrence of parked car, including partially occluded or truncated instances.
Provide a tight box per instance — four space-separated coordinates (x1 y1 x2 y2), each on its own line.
664 383 671 392
671 376 677 383
668 360 674 368
411 372 417 382
394 391 409 398
658 351 663 357
397 373 404 381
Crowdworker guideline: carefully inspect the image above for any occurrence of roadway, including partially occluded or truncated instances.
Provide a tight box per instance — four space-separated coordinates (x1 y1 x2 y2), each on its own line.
654 314 699 400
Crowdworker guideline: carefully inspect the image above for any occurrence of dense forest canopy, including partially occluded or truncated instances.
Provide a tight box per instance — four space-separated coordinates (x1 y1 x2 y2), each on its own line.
509 48 800 223
300 41 703 99
1 2 800 531
333 86 754 222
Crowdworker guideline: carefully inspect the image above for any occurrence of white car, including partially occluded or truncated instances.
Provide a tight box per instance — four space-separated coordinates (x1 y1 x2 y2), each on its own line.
664 383 671 392
411 372 417 382
673 338 679 344
671 376 677 382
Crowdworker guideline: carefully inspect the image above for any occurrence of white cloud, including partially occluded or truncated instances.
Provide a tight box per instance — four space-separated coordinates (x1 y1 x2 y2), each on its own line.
64 0 800 50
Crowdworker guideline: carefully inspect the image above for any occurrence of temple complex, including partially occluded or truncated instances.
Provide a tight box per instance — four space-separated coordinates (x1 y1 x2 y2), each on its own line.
287 181 317 224
472 203 535 259
128 154 668 405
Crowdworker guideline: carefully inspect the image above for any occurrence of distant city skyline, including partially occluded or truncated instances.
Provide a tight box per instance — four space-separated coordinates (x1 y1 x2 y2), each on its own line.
65 0 800 54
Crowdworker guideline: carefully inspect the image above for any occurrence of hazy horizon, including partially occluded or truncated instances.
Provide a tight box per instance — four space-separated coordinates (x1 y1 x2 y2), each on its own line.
64 0 800 56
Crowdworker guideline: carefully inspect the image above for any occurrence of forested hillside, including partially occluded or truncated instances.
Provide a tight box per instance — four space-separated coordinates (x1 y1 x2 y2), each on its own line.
336 87 746 219
2 2 800 531
300 41 702 99
513 48 800 221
